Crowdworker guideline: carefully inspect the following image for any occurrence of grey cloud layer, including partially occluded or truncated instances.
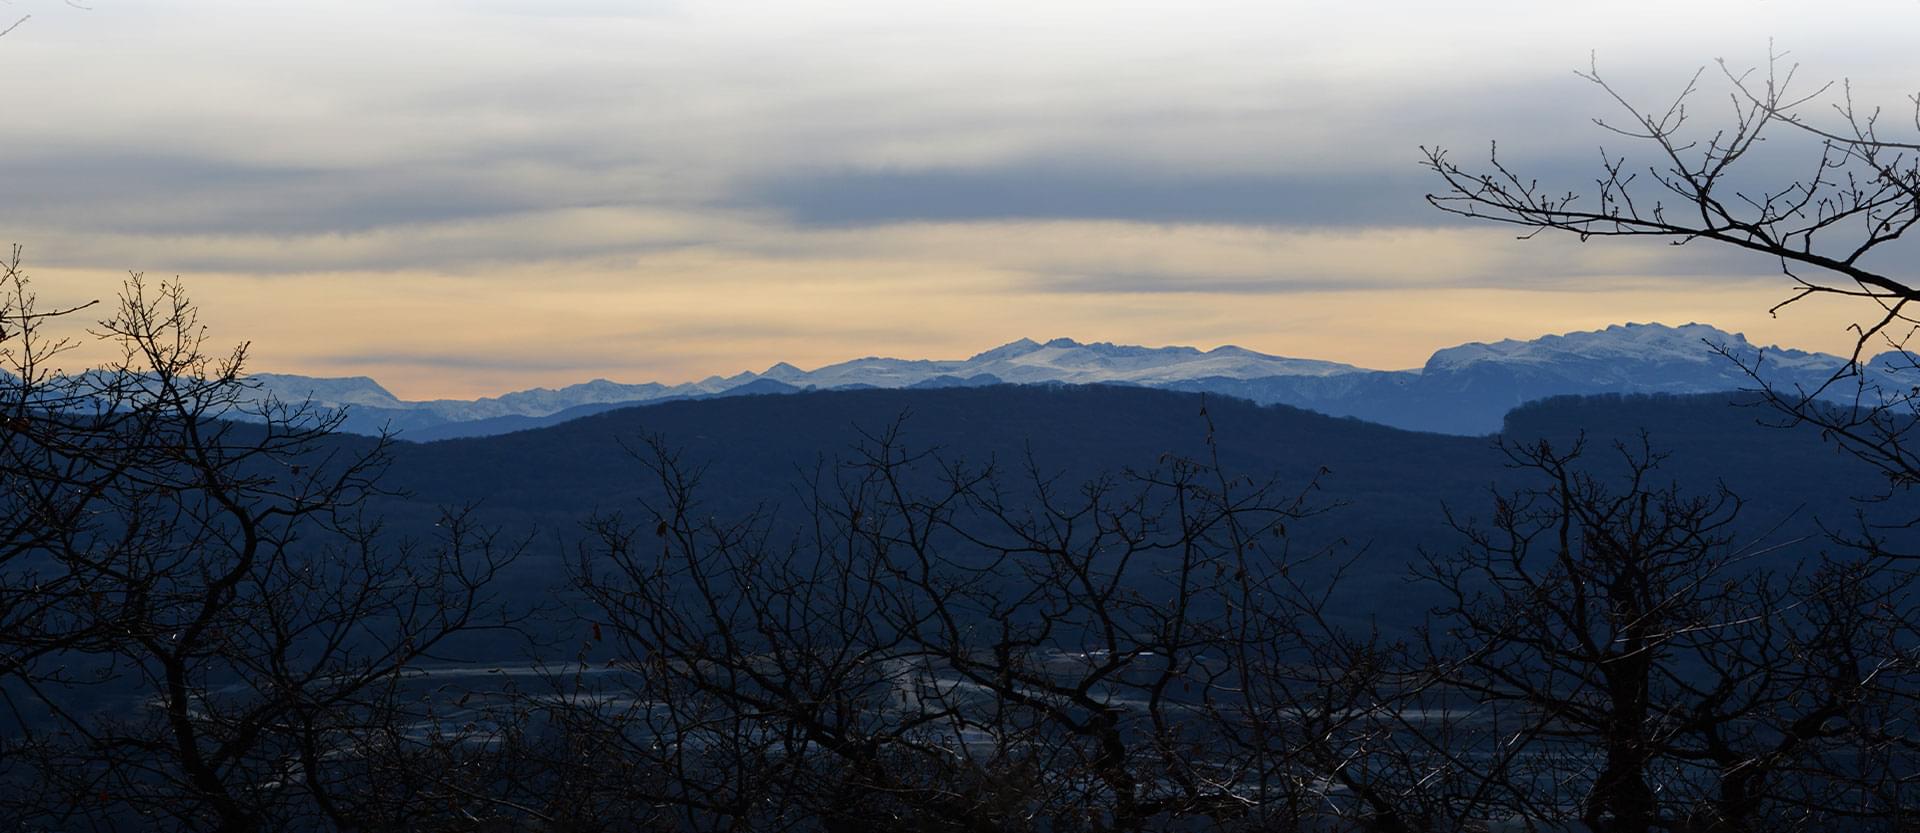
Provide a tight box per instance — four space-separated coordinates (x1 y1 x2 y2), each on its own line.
7 1 1917 279
4 153 554 235
747 167 1445 227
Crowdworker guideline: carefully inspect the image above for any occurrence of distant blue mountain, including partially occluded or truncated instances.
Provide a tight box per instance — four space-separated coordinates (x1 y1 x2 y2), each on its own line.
248 323 1871 440
1161 323 1853 434
907 373 1004 389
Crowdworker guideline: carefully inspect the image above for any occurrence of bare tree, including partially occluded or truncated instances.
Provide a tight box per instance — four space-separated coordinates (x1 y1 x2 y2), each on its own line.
531 417 1920 833
1409 438 1920 833
552 415 1426 832
1418 46 1920 832
1422 49 1920 504
0 254 519 832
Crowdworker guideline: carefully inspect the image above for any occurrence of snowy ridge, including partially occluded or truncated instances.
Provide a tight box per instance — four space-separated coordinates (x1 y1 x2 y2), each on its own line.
243 337 1355 431
786 337 1361 389
1427 323 1838 375
246 324 1876 439
248 373 404 409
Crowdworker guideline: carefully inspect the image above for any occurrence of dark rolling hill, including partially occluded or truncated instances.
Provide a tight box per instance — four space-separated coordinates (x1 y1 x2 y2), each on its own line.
368 385 1907 632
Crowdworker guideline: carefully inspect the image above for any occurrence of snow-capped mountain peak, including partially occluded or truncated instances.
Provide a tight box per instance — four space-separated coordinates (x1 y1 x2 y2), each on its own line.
761 361 806 382
959 337 1356 383
967 338 1043 363
1424 322 1828 373
246 323 1863 440
249 373 403 408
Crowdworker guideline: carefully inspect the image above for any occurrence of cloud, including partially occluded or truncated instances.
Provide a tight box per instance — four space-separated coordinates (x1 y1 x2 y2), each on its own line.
458 0 680 18
9 0 1920 397
746 167 1443 227
309 350 617 374
0 153 567 236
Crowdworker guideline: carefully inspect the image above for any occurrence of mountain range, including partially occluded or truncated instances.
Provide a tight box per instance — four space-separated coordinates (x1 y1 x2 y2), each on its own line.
249 322 1875 440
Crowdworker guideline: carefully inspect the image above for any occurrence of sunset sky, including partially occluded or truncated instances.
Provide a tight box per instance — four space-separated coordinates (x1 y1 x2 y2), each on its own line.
5 0 1918 398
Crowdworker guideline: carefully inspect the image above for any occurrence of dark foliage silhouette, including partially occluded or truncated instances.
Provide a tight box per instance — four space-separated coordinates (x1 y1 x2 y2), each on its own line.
0 252 518 831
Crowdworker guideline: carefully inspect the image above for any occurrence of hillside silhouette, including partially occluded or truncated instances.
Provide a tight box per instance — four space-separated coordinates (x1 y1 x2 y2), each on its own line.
372 385 1899 628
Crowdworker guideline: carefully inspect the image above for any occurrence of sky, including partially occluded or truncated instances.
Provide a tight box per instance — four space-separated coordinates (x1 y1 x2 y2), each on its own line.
4 0 1919 398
